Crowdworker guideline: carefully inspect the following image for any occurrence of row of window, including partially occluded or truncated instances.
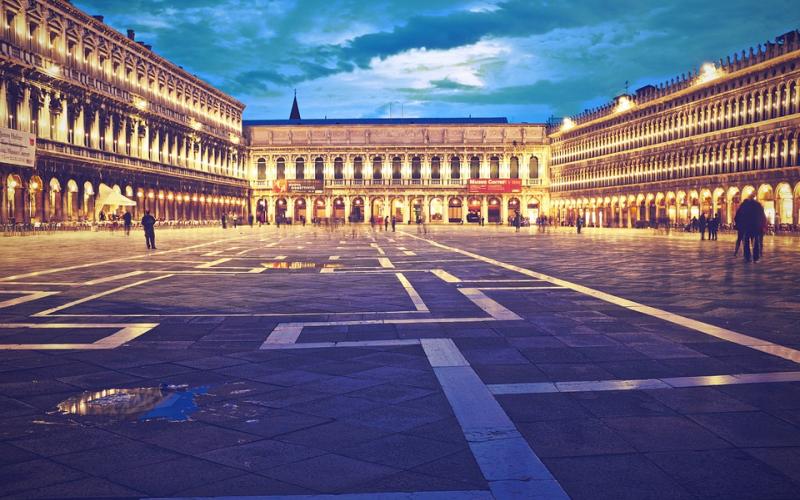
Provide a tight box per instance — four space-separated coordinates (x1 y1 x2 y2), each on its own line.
255 155 542 181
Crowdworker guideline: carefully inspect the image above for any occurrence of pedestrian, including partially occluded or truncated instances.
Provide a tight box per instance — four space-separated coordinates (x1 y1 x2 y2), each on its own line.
248 214 254 227
123 211 132 236
221 213 227 229
690 216 698 232
391 216 396 232
513 210 521 233
576 215 583 234
698 213 707 240
480 216 485 227
707 214 718 241
733 196 765 262
384 216 389 231
141 209 156 250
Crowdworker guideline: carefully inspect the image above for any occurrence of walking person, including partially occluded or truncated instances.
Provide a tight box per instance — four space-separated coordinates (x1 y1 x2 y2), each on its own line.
707 214 718 241
221 213 227 229
141 209 156 250
733 196 765 262
384 216 389 232
698 213 707 240
123 211 132 236
576 215 583 234
391 216 396 232
513 210 521 233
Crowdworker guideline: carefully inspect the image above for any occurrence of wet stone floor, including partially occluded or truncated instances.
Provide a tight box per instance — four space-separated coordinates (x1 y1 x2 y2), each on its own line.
0 224 799 499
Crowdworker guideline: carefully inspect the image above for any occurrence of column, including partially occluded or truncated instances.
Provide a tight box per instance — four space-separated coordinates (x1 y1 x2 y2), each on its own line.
500 195 509 225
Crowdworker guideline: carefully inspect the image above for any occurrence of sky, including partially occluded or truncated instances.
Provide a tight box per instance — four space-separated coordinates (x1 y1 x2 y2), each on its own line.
74 0 800 122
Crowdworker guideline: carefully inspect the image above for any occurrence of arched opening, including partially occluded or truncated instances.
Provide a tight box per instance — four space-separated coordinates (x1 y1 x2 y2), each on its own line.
5 174 23 223
467 196 481 223
295 157 305 179
430 197 443 222
294 197 307 223
527 197 540 223
726 187 741 225
508 197 521 224
371 198 384 222
257 158 267 180
448 197 463 223
332 197 345 220
391 198 404 220
411 197 424 222
275 197 287 222
256 198 267 224
470 156 480 179
334 157 344 180
83 181 95 221
350 196 364 222
775 183 793 226
489 156 500 179
65 180 78 220
431 156 441 180
392 156 402 180
487 196 501 223
411 156 421 180
353 157 363 180
48 178 62 221
276 157 286 179
450 156 461 180
757 184 775 224
529 156 540 179
313 196 326 221
372 157 383 180
314 157 324 180
28 175 43 222
509 156 519 179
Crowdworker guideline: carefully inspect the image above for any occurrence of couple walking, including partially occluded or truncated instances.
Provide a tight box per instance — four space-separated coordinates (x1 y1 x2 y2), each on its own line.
733 197 767 262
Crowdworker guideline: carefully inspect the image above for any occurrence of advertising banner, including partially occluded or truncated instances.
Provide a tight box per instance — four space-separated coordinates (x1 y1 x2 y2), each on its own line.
0 127 36 168
273 179 324 194
467 178 522 194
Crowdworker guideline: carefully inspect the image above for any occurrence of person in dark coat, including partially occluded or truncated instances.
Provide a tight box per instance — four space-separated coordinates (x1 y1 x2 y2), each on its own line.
384 216 389 231
733 197 765 262
391 216 396 232
221 213 227 229
576 215 583 234
698 213 707 240
123 211 132 236
141 209 156 249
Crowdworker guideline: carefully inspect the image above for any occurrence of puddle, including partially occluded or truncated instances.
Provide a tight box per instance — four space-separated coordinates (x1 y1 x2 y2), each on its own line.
262 262 341 270
57 384 208 422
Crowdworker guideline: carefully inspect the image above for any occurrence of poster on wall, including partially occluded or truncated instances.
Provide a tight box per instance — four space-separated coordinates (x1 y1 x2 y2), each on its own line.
0 127 36 168
273 179 324 194
467 178 522 194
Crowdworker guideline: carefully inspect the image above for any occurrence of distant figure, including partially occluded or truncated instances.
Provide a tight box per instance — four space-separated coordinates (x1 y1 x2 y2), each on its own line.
733 197 765 262
98 211 106 222
301 215 306 227
123 211 132 236
391 216 396 232
576 215 583 234
698 213 708 240
248 214 254 227
141 209 156 250
707 214 718 241
384 216 389 231
513 211 521 233
690 216 698 232
221 213 227 229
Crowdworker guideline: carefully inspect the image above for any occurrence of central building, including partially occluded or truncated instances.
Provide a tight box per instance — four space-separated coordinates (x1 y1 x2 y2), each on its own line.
246 101 549 225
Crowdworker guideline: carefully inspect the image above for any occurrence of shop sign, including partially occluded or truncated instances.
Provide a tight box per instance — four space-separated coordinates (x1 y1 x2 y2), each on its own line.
0 126 35 168
273 179 323 194
467 178 522 194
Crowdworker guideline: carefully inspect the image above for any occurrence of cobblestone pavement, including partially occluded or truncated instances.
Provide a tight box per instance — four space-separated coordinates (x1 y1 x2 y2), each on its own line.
0 225 798 499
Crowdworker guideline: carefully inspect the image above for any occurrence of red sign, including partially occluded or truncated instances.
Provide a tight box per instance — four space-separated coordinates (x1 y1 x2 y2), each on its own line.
273 179 323 194
467 179 522 194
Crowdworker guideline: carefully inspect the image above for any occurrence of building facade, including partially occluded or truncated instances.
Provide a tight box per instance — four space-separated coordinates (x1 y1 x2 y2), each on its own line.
548 31 800 228
0 0 248 225
245 118 549 225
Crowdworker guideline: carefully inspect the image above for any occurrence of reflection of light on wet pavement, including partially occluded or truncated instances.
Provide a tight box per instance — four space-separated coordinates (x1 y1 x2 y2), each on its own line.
57 385 208 421
261 262 341 269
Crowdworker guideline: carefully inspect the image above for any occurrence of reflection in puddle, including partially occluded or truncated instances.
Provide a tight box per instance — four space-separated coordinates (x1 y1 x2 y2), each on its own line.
262 262 341 270
57 385 208 422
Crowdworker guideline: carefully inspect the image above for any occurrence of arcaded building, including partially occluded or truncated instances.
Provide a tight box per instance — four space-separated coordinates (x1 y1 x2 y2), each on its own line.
0 0 248 225
548 31 800 228
246 109 549 225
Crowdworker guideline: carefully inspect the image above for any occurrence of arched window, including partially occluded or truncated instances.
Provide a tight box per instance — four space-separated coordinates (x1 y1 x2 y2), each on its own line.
529 156 539 179
470 156 480 179
257 158 266 180
411 156 421 179
392 156 402 179
276 157 286 179
314 157 324 180
354 157 363 179
489 156 499 179
295 157 305 179
509 156 519 178
431 156 441 179
372 157 383 180
334 157 344 179
450 156 461 179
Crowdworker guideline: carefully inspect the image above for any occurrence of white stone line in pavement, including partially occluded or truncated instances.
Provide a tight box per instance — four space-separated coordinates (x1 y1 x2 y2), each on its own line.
83 270 146 286
463 279 544 283
262 339 422 350
195 257 233 269
0 291 59 309
262 324 304 345
474 286 567 291
248 268 266 273
459 288 522 320
431 269 461 283
421 338 469 367
370 243 387 255
379 257 395 268
488 371 800 395
396 273 429 312
157 490 493 500
329 255 340 260
403 250 417 256
45 309 428 319
274 255 287 260
32 274 174 317
320 267 335 273
0 322 159 350
0 282 80 286
0 235 248 282
402 231 800 365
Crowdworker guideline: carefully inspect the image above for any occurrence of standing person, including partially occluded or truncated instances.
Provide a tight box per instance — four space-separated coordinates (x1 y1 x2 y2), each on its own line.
221 213 227 229
734 197 763 262
707 214 718 241
576 215 583 234
123 211 132 236
513 210 521 233
384 216 389 231
141 209 156 250
391 216 396 232
698 213 707 240
248 213 254 227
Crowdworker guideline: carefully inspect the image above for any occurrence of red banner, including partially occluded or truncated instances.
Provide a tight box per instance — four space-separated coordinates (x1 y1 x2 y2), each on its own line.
273 179 323 194
467 178 522 194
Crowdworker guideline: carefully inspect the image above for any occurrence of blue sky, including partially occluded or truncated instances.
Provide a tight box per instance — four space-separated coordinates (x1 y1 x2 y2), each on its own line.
74 0 800 122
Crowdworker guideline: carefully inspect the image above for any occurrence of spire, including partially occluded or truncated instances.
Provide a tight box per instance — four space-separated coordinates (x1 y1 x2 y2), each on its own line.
289 89 301 120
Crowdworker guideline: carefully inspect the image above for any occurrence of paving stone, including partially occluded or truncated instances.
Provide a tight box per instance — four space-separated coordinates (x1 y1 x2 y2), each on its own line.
339 433 464 469
518 418 637 458
261 453 400 493
689 411 800 447
199 439 326 472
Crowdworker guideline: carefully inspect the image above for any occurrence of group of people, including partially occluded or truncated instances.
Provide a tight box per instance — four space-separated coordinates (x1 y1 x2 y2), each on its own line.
692 213 722 240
